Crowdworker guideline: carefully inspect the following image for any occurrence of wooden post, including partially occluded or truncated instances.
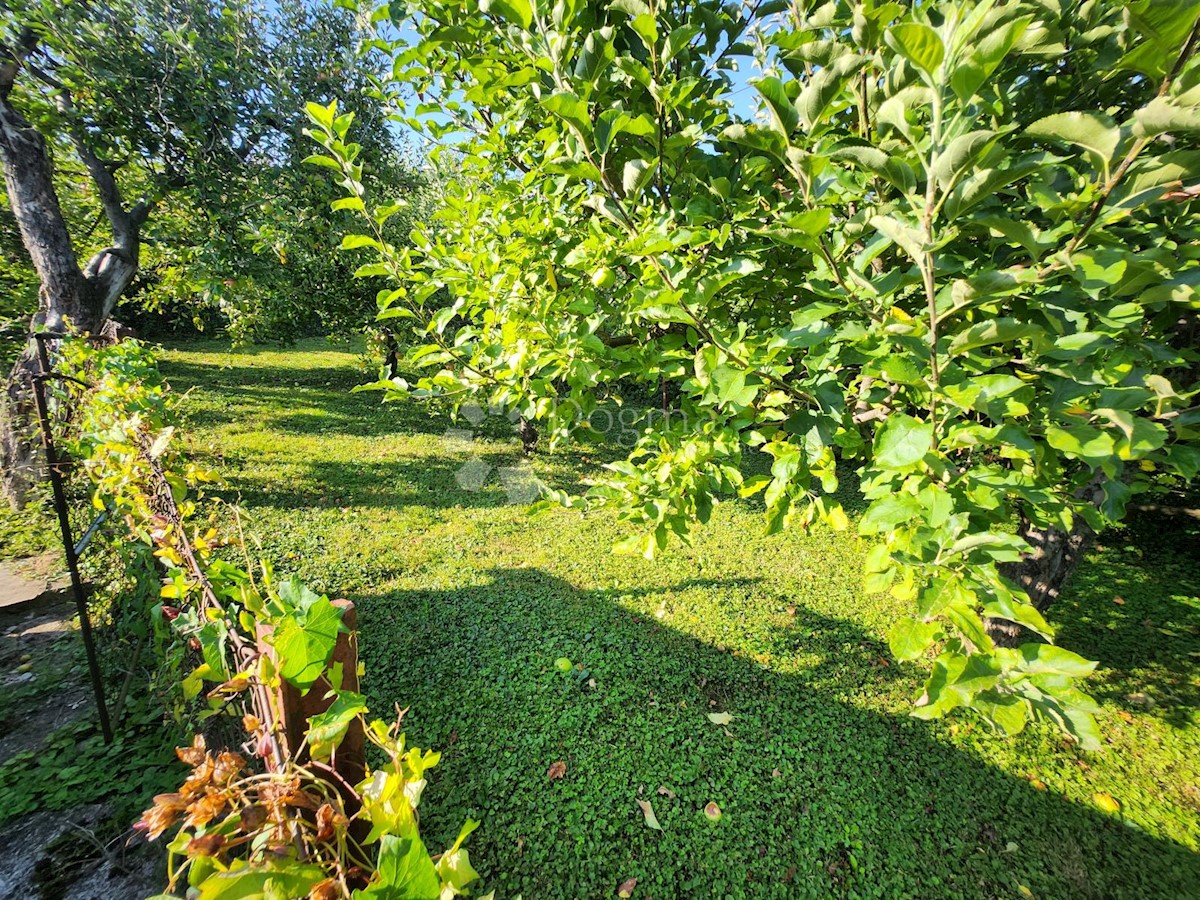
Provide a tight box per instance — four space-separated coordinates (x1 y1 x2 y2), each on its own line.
258 599 365 794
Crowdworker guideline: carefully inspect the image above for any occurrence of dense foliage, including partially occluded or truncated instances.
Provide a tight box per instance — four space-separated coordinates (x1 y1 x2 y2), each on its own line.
0 0 420 347
309 0 1200 748
154 339 1200 898
51 337 484 900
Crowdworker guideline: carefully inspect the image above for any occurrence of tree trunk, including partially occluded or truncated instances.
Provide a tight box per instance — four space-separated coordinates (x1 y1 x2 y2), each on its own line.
1 43 144 506
986 478 1105 647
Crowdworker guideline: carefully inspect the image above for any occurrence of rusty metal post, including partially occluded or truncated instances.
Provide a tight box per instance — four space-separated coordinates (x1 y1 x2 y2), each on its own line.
29 334 112 743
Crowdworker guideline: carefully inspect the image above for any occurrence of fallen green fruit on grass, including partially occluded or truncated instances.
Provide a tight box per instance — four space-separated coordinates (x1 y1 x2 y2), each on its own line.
554 657 572 673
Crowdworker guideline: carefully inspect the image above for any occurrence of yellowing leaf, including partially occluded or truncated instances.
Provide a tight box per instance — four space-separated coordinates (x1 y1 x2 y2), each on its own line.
1094 792 1121 815
636 798 662 830
706 711 733 725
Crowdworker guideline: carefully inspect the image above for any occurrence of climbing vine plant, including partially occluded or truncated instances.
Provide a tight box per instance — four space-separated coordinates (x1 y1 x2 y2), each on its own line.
56 337 484 899
309 0 1200 750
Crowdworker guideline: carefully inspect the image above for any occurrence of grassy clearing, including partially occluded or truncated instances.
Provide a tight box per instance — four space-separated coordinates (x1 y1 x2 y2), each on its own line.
148 338 1200 898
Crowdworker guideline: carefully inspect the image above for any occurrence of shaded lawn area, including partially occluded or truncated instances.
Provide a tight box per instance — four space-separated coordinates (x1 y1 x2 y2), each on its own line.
161 338 1200 899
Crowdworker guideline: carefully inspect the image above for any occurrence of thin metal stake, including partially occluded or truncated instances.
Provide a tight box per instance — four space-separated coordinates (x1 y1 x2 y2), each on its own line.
29 336 113 743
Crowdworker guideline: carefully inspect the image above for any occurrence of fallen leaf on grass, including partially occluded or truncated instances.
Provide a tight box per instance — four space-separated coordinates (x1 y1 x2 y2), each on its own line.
704 801 722 821
656 785 675 799
1094 792 1121 814
617 877 637 897
706 712 733 725
636 798 662 830
548 761 567 780
771 768 782 779
1113 596 1125 605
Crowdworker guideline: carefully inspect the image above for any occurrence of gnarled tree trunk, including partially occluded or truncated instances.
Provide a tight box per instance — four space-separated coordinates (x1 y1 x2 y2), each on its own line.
0 28 147 507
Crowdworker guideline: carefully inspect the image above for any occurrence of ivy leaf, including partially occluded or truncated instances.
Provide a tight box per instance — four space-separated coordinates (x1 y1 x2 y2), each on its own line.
306 691 367 761
873 414 933 470
357 834 440 900
435 820 481 893
273 595 343 692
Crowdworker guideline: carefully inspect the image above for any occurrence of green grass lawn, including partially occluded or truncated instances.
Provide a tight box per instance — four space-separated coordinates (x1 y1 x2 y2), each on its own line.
158 338 1200 899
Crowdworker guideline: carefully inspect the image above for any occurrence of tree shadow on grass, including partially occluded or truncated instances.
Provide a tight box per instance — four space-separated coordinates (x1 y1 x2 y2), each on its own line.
1057 508 1200 729
161 359 453 439
350 567 1200 900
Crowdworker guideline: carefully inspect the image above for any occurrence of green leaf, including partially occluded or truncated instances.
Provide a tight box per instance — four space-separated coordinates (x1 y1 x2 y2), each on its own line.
873 414 933 470
595 109 630 156
932 130 996 192
480 0 532 28
306 691 367 761
273 595 344 692
1133 96 1200 138
751 76 798 137
870 214 924 263
974 691 1029 736
1025 111 1119 176
859 493 922 533
1016 643 1098 678
304 101 336 132
888 616 939 661
355 834 441 900
947 318 1039 355
886 23 945 77
1045 424 1116 465
951 16 1032 100
575 28 616 89
341 234 380 251
542 91 592 139
712 366 758 408
796 55 865 131
830 145 916 193
198 863 326 900
623 159 655 196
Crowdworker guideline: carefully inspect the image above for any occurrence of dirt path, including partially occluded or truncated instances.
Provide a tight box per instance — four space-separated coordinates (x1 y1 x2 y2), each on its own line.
0 558 162 899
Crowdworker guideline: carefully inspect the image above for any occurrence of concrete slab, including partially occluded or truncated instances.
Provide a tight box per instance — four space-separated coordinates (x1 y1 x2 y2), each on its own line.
0 558 66 610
